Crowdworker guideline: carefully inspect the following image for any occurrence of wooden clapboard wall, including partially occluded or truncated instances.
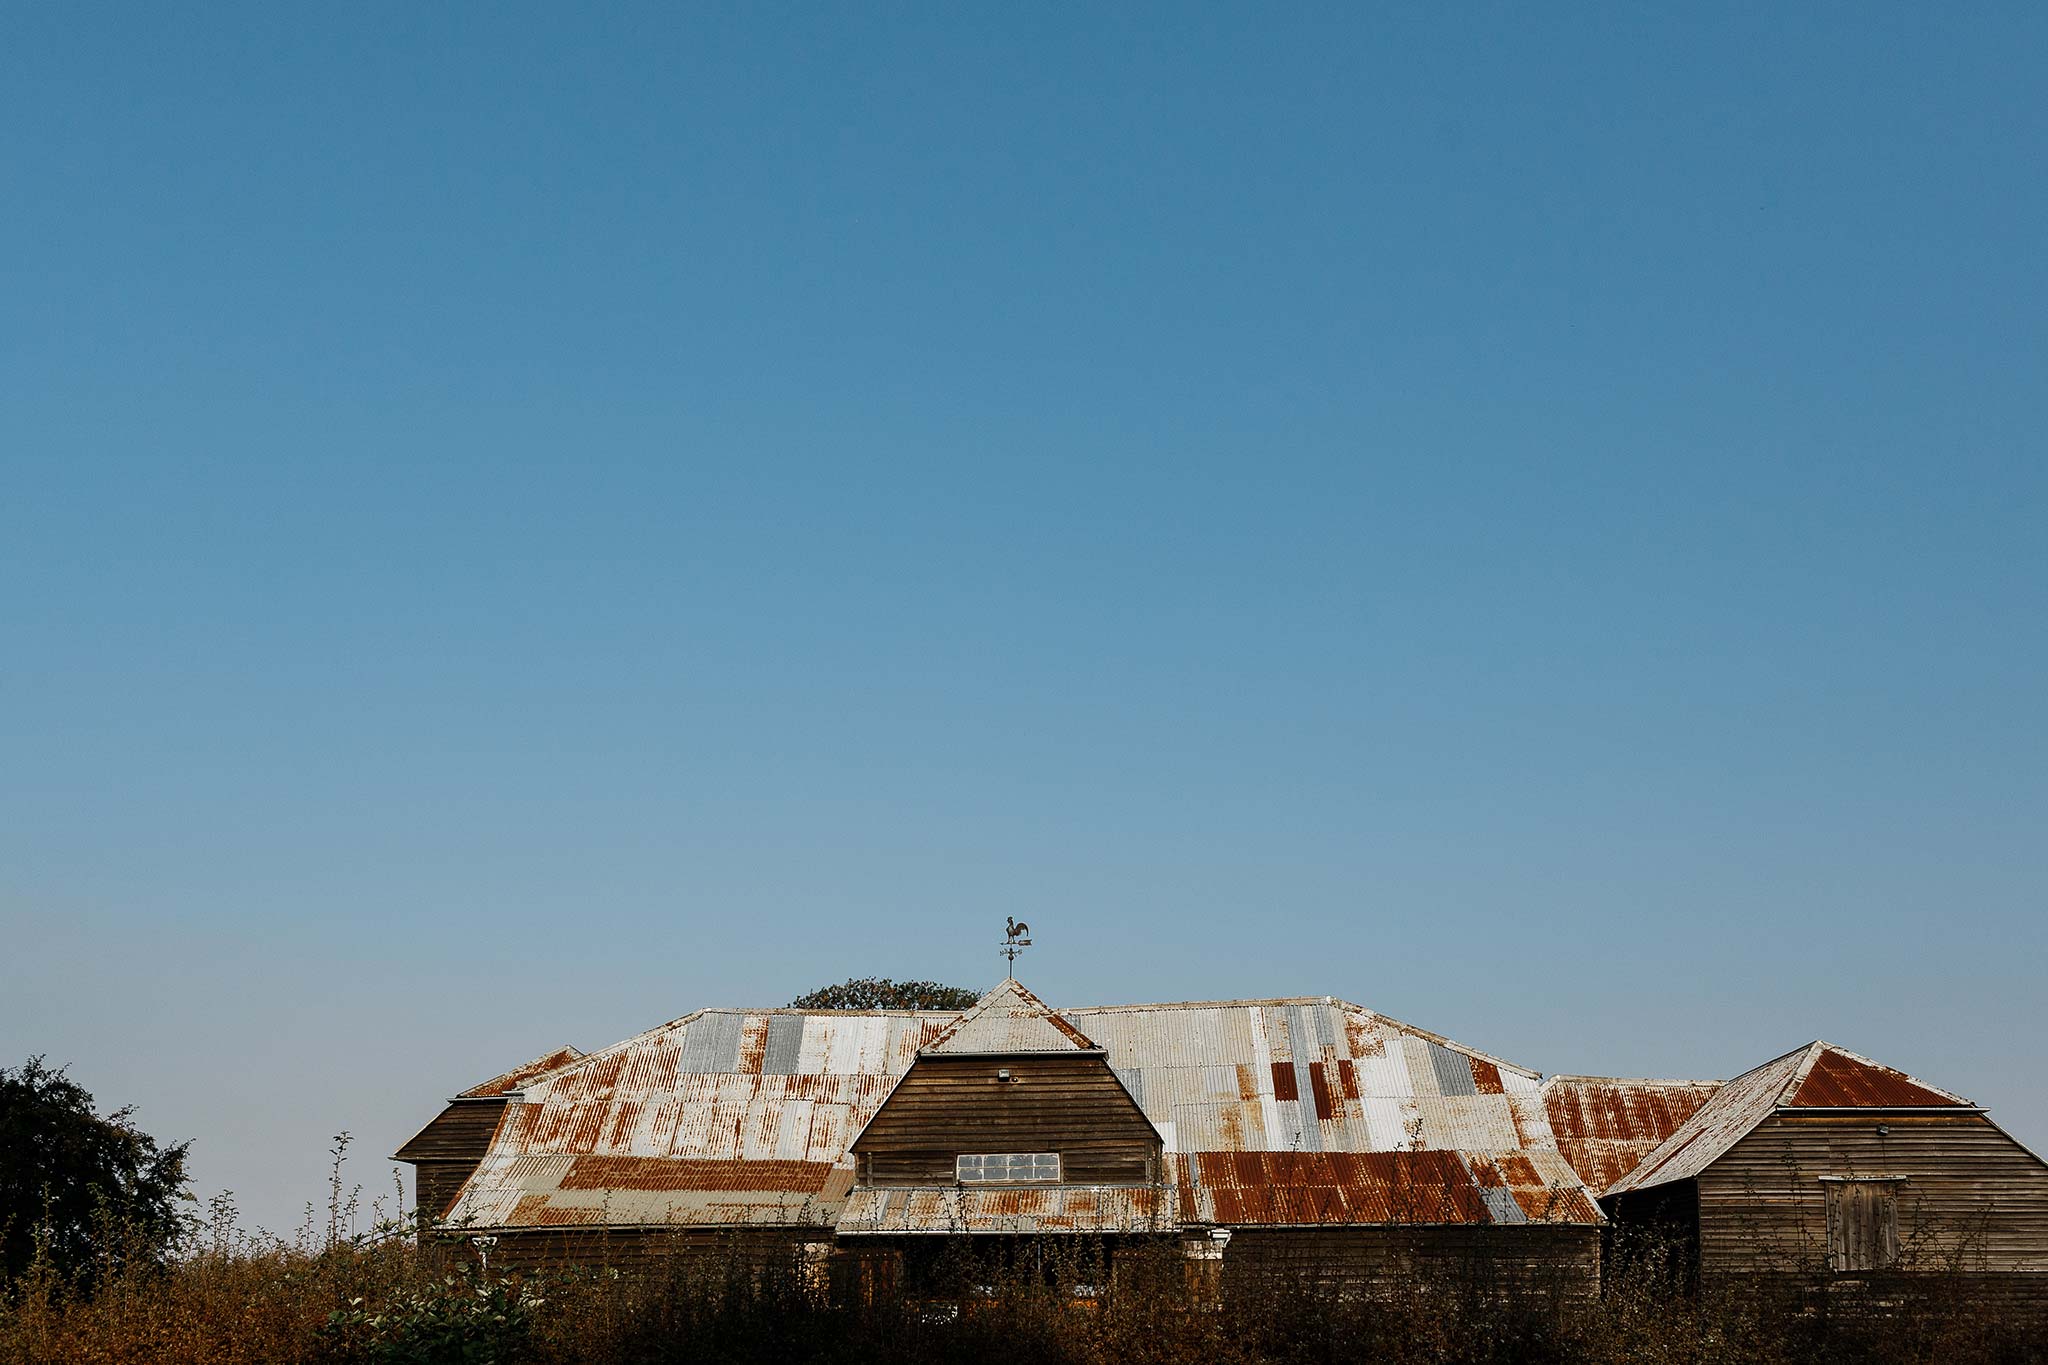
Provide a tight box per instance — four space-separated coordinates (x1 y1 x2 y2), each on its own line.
850 1054 1161 1186
1697 1113 2048 1280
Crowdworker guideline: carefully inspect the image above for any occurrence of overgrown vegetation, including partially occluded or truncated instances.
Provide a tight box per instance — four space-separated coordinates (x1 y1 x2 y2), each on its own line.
2 1108 2039 1364
4 1215 2042 1365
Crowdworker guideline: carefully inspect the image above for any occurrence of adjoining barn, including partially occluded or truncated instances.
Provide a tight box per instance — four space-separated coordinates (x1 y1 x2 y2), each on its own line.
1599 1041 2048 1311
394 978 1603 1299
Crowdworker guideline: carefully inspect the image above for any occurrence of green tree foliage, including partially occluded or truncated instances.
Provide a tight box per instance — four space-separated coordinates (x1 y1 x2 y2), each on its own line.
787 978 980 1011
0 1057 190 1290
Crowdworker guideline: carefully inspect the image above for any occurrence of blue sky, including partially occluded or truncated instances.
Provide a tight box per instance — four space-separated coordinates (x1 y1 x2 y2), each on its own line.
4 4 2044 1236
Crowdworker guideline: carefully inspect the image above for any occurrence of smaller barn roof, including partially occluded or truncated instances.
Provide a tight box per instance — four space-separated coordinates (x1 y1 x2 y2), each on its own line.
1541 1076 1722 1196
1606 1042 1975 1197
921 978 1098 1055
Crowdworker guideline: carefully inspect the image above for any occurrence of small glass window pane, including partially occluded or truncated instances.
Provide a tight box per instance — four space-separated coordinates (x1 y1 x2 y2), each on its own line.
956 1152 1060 1183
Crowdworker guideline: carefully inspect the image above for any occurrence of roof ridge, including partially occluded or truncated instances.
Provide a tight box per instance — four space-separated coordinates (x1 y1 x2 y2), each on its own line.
1542 1075 1723 1089
697 1006 966 1017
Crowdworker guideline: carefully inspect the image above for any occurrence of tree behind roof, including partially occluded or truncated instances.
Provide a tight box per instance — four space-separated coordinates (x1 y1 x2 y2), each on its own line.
788 978 980 1011
0 1057 190 1291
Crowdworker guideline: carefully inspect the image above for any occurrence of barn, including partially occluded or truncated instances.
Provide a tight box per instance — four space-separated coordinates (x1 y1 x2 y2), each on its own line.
396 982 2048 1306
1597 1040 2048 1308
395 978 1603 1297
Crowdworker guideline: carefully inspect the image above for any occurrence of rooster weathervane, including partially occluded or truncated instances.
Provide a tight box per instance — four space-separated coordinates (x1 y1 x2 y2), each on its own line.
1000 916 1032 978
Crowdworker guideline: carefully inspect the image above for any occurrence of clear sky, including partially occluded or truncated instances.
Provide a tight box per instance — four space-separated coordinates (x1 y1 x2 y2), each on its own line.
4 4 2044 1238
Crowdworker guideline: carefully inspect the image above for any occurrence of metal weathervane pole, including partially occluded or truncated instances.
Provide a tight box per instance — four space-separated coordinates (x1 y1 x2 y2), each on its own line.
1001 917 1032 978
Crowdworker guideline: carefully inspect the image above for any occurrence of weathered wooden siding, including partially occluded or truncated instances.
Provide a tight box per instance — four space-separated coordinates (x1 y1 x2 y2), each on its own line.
1221 1225 1601 1304
396 1098 507 1161
394 1098 507 1219
851 1054 1160 1186
416 1162 481 1222
1697 1113 2048 1282
449 1225 820 1279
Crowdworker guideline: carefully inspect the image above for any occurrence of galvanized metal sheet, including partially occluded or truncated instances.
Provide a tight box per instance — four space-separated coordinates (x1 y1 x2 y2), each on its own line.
1429 1042 1480 1098
678 1011 744 1074
762 1014 805 1076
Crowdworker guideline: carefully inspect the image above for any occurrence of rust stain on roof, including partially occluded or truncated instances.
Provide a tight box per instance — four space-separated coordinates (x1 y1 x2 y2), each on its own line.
560 1156 838 1193
1171 1150 1598 1226
1788 1047 1970 1108
1307 1063 1336 1121
1541 1075 1722 1194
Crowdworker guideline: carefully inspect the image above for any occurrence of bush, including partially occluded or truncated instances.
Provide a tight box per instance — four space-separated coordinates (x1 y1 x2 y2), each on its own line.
319 1268 544 1365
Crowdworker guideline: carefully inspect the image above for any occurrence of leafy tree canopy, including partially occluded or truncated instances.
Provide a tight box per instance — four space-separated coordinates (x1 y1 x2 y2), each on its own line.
0 1057 190 1289
788 978 981 1011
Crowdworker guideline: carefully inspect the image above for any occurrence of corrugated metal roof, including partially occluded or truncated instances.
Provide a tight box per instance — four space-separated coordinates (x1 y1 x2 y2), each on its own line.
1541 1076 1722 1195
838 1184 1168 1235
442 1009 954 1231
1068 999 1555 1165
456 1045 586 1099
442 983 1598 1234
1606 1042 1976 1197
1786 1044 1971 1108
922 978 1097 1055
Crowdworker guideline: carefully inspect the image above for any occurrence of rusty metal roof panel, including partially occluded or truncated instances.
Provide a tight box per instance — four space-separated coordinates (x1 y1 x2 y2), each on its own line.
1541 1076 1722 1195
1785 1044 1971 1108
1167 1150 1601 1227
837 1184 1168 1235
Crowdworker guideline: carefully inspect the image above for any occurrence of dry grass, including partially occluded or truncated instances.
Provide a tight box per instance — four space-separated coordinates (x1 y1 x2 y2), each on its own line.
3 1148 2040 1365
5 1233 2044 1365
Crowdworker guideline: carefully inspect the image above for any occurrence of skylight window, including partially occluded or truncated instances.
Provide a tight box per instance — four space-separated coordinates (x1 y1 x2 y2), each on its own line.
957 1152 1061 1184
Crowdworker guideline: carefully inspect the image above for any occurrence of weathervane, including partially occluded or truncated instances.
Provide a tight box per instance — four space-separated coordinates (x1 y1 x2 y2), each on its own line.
1000 916 1032 978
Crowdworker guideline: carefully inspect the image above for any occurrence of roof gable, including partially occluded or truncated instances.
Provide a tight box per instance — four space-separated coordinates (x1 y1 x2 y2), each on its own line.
921 978 1098 1055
